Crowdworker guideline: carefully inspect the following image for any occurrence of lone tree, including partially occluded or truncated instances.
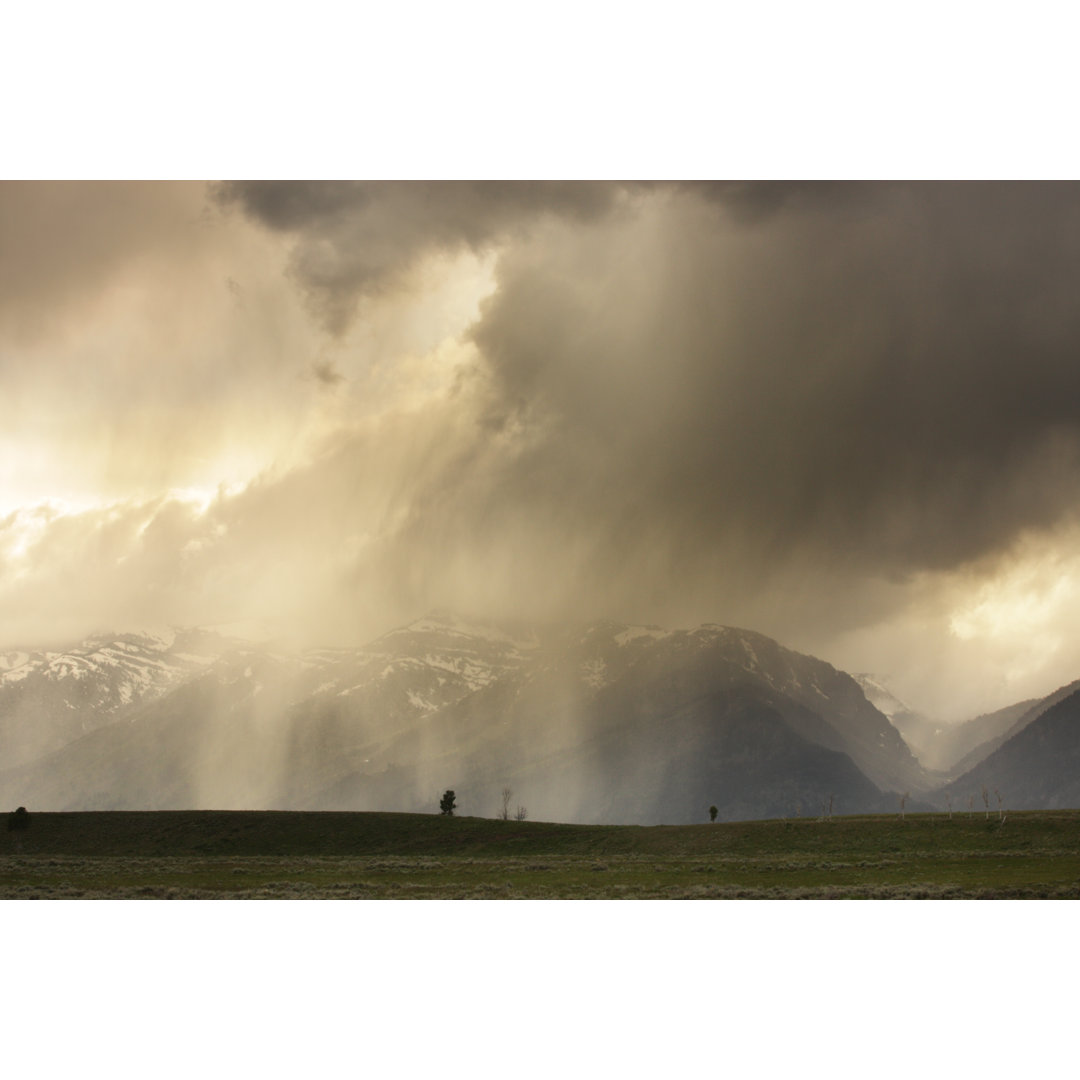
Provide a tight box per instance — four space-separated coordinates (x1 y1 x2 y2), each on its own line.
709 805 718 823
440 790 457 816
514 805 527 821
7 807 29 831
500 787 512 821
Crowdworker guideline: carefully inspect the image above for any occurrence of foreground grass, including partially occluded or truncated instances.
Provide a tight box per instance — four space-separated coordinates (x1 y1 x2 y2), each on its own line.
2 809 1079 898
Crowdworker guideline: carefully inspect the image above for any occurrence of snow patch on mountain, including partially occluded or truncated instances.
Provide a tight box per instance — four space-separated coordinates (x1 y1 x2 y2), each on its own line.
172 652 216 667
419 652 503 690
120 626 178 650
854 674 911 720
580 658 608 688
614 626 669 647
1 665 33 683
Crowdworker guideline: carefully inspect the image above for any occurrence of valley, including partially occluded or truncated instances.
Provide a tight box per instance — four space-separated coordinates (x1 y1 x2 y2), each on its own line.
3 611 1080 829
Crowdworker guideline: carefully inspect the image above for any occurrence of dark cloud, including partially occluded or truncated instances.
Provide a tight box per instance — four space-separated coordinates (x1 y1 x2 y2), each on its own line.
195 182 1080 645
677 180 890 221
212 180 643 335
309 359 345 386
214 181 375 231
367 182 1080 629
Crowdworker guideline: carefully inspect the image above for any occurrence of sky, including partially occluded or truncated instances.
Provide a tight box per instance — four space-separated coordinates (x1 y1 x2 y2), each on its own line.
4 180 1080 720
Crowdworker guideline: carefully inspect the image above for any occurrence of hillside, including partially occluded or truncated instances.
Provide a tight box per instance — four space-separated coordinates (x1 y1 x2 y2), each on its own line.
944 687 1080 811
0 613 928 824
854 674 947 768
948 680 1080 778
313 620 922 822
0 627 233 768
931 698 1040 775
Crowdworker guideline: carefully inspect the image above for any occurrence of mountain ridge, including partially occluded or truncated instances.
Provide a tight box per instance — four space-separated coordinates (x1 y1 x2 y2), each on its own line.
0 611 936 823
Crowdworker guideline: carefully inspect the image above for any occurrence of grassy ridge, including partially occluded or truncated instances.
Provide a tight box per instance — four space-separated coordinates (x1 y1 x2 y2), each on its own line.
3 809 1080 898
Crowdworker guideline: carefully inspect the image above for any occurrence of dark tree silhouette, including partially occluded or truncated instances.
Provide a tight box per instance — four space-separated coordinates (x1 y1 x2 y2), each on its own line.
440 790 457 816
709 805 718 822
7 807 29 831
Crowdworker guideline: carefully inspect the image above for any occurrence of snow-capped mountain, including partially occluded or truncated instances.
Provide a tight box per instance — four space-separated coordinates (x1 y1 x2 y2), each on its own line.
0 627 234 769
301 610 539 718
0 612 932 822
336 617 927 822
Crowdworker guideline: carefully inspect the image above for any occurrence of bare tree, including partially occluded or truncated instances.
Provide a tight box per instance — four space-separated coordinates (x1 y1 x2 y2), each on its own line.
514 805 527 821
899 792 909 821
500 787 512 821
995 788 1005 822
981 785 990 820
945 793 953 820
968 794 975 816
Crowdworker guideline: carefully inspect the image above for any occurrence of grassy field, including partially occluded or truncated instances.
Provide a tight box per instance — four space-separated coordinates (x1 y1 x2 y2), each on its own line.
3 808 1079 898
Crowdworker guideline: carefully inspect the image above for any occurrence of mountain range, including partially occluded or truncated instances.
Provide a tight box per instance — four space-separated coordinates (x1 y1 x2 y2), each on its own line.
1 611 1077 823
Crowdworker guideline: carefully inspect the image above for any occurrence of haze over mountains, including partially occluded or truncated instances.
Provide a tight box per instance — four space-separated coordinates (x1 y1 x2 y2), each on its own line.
3 611 1076 824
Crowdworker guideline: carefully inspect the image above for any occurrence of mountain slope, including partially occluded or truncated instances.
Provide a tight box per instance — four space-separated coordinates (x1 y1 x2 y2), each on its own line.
0 613 926 824
854 674 948 768
0 627 233 769
948 680 1080 777
852 674 1076 777
304 618 923 823
943 687 1080 811
0 614 542 811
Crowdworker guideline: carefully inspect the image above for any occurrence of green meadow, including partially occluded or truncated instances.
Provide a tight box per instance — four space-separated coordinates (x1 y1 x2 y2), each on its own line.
3 808 1079 898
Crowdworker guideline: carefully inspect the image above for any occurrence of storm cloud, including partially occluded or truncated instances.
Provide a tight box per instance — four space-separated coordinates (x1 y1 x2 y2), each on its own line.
6 181 1080 717
221 182 1080 612
470 183 1080 579
213 180 641 335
